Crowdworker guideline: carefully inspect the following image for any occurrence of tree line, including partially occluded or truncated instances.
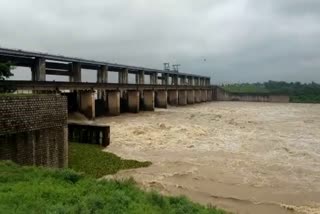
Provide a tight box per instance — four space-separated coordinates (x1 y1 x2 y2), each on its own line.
222 81 320 103
0 61 13 80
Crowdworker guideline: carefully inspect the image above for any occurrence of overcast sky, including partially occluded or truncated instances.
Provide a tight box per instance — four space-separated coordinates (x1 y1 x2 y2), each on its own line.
0 0 319 83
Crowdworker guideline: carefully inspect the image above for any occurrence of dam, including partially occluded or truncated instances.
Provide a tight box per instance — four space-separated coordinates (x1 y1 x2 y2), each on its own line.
0 48 215 119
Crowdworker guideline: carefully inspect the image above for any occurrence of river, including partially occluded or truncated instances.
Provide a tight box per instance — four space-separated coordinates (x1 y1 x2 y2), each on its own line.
72 102 320 213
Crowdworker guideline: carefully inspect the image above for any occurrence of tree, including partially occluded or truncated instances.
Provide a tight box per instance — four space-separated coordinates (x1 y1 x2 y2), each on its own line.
0 61 13 80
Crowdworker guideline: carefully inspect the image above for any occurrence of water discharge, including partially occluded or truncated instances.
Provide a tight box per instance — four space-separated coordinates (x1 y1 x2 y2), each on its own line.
70 102 320 214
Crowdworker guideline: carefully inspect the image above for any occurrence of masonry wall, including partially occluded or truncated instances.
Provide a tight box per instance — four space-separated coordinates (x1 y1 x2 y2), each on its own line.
0 95 68 168
215 87 290 103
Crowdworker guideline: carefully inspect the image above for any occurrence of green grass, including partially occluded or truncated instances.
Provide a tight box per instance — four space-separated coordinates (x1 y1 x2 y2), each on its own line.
0 161 225 214
69 143 152 178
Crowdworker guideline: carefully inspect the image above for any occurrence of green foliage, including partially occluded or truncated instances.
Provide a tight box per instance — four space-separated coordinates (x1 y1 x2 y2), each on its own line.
0 61 13 80
0 161 225 214
222 81 320 103
69 143 151 178
223 83 269 94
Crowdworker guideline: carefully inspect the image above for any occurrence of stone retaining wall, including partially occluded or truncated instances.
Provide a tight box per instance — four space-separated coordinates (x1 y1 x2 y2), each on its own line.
0 94 68 168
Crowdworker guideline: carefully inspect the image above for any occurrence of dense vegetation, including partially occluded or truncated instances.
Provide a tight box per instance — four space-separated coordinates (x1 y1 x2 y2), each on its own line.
0 161 225 214
69 143 151 178
223 81 320 103
0 61 13 80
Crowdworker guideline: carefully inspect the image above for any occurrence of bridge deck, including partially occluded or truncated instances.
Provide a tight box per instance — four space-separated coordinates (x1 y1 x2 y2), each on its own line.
0 80 214 91
0 47 209 79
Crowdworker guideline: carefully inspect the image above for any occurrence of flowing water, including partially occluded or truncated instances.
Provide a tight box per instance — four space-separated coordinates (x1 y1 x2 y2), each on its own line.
70 102 320 213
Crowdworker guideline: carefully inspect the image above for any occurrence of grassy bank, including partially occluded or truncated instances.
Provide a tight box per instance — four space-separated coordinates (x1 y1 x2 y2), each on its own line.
69 143 151 178
0 161 225 214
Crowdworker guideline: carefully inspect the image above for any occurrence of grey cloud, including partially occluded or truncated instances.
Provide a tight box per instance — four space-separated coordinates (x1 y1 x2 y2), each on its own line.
0 0 319 83
253 0 320 17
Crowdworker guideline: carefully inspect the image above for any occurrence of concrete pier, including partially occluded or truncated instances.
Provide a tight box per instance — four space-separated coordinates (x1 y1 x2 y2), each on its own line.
187 90 195 104
119 68 128 84
150 73 157 85
194 78 200 86
128 90 140 113
162 73 169 85
97 65 108 99
136 70 145 84
207 89 213 101
180 76 186 85
201 90 208 102
80 91 95 120
195 90 202 103
172 75 178 85
155 90 168 108
32 57 46 81
178 90 187 106
107 91 120 116
188 77 193 85
168 90 178 106
70 62 81 82
143 90 155 111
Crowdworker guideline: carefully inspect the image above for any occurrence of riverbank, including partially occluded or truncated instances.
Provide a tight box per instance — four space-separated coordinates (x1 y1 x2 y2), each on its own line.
0 158 224 213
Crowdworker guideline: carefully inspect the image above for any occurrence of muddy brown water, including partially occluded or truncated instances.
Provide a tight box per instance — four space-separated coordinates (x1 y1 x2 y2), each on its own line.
69 102 320 214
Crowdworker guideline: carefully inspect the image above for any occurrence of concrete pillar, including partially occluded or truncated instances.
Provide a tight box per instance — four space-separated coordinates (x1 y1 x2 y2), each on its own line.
178 90 187 106
168 90 178 106
207 78 211 86
150 73 157 85
80 91 95 120
97 65 108 83
97 65 108 99
207 89 213 101
180 76 187 85
69 62 81 82
32 57 46 81
201 90 208 102
108 91 121 116
172 75 178 85
213 87 218 101
119 68 128 84
187 90 195 104
128 90 140 113
194 78 199 86
143 90 155 111
155 90 168 108
162 73 169 85
136 70 145 84
195 90 202 103
188 77 193 86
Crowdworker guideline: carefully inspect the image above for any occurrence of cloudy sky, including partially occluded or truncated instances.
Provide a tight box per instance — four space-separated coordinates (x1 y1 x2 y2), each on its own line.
0 0 319 83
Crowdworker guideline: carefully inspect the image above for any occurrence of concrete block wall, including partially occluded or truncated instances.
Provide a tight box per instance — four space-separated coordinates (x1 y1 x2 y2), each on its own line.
0 95 68 168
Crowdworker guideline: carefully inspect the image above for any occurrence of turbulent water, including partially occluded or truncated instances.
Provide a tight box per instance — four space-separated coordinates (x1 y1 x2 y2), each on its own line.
71 102 320 214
